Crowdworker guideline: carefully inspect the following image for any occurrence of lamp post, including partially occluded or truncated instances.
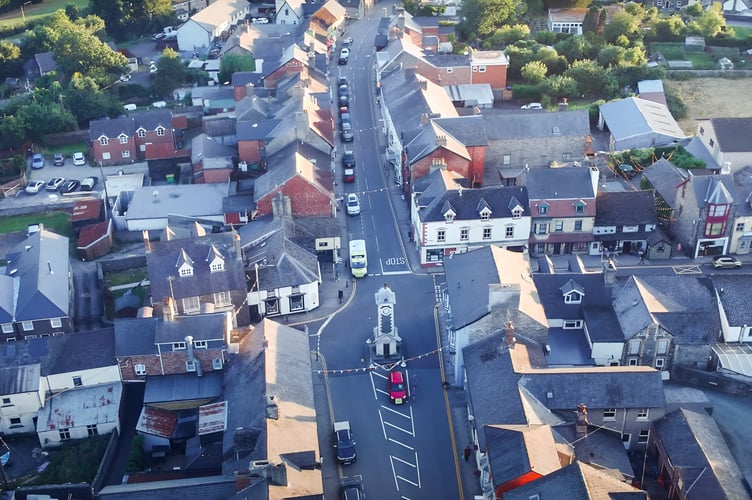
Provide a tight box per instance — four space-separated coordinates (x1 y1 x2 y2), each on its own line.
20 1 31 22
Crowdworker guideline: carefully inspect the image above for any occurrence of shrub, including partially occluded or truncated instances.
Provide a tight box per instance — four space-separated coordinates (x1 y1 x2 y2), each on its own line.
512 83 542 100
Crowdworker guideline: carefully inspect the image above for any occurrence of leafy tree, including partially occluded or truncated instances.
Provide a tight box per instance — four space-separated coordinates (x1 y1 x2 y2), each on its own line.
17 99 77 144
533 30 557 45
540 74 578 100
65 3 81 20
149 48 187 98
623 45 647 67
21 25 59 57
688 3 725 37
598 45 626 67
65 74 124 126
521 60 547 83
536 46 568 75
89 0 175 41
555 35 597 62
218 53 255 84
460 0 522 37
603 12 640 44
526 0 544 17
684 3 703 17
582 7 600 34
653 15 686 39
485 24 530 47
0 115 25 151
0 40 22 79
564 59 617 98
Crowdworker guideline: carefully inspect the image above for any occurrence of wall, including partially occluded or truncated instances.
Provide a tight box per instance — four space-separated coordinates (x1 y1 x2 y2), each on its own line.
0 390 44 435
256 175 333 217
178 20 211 51
46 365 121 393
411 149 471 183
39 420 119 448
673 364 752 397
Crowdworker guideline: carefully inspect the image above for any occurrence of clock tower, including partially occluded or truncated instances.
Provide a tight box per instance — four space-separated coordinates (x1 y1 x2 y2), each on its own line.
371 283 402 360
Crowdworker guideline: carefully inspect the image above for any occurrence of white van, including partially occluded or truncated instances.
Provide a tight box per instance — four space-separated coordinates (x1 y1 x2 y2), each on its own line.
152 101 167 108
124 103 137 111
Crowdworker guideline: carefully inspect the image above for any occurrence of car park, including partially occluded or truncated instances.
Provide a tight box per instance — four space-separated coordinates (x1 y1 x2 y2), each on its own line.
72 152 86 166
712 255 742 269
31 154 45 169
25 180 45 194
346 193 360 215
53 153 65 166
389 370 407 404
60 179 80 193
80 176 99 191
46 177 65 191
338 48 350 65
521 102 543 110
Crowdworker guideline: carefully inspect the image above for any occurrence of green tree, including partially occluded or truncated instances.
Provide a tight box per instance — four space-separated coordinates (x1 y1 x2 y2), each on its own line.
0 115 25 151
533 30 557 45
17 100 77 144
684 3 703 17
582 7 600 34
65 3 82 20
623 45 647 66
21 25 59 57
521 60 547 83
485 24 530 47
555 35 596 62
689 3 725 37
598 45 626 67
89 0 174 41
0 40 22 79
65 74 124 126
149 48 187 98
564 59 617 98
460 0 522 37
540 74 578 100
218 53 256 84
603 12 640 43
653 15 686 39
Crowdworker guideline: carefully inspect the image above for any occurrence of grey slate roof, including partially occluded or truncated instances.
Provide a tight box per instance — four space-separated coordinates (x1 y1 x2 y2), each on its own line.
238 214 320 289
114 313 228 357
709 117 752 153
654 408 750 500
613 275 718 344
524 167 596 200
134 110 173 132
554 424 636 479
519 369 666 410
709 275 752 327
443 246 503 329
89 116 137 141
503 461 648 500
143 371 223 404
642 158 688 209
4 229 70 321
191 133 236 164
532 274 613 322
146 230 246 304
595 191 658 226
483 109 590 141
415 170 529 223
485 424 561 487
253 141 333 200
432 116 488 146
0 364 40 395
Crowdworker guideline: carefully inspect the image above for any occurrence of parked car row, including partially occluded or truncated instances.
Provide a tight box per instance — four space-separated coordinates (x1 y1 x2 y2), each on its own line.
25 176 97 195
29 152 87 169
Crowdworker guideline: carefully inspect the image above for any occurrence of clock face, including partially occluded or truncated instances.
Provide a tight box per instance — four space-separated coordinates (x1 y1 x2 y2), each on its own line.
380 305 391 315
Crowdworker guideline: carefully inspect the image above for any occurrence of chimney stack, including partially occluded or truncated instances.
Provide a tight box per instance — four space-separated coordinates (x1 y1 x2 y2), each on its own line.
163 296 175 321
603 259 617 285
575 403 589 439
505 320 516 347
185 335 204 377
143 230 151 253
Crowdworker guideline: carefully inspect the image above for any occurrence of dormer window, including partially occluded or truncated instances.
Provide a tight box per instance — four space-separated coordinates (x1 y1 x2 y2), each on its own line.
176 248 194 277
156 126 166 137
136 128 146 138
207 245 225 272
118 134 128 144
480 209 491 221
444 211 455 223
560 279 584 304
564 291 583 304
538 203 549 216
99 136 109 146
709 204 727 217
574 200 586 215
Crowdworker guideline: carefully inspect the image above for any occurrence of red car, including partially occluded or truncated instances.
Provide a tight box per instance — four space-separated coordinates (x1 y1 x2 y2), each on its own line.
389 370 407 404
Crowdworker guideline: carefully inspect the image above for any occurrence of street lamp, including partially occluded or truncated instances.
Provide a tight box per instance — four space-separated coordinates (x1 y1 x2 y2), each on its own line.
20 1 31 22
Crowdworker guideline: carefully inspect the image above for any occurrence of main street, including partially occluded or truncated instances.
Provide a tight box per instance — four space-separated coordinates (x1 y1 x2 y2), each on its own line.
312 6 463 499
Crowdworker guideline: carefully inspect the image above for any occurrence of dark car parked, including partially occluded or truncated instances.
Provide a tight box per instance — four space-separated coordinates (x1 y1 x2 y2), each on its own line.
53 153 65 166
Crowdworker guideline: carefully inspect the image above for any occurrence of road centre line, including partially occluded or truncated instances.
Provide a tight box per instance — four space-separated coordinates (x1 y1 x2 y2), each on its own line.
388 437 414 451
381 404 411 419
384 420 414 436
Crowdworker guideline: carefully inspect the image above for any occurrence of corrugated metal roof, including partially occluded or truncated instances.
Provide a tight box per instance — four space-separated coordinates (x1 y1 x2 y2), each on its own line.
198 400 227 435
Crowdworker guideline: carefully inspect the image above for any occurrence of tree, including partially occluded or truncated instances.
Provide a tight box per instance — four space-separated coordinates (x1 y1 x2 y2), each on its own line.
555 35 597 62
149 48 187 98
21 25 59 57
65 74 124 126
17 99 77 144
564 59 618 98
0 40 22 79
485 24 530 47
460 0 523 37
218 53 255 84
653 15 686 39
0 115 25 151
689 3 725 37
521 60 547 83
603 12 640 43
598 45 626 67
89 0 174 41
582 7 599 34
540 75 578 101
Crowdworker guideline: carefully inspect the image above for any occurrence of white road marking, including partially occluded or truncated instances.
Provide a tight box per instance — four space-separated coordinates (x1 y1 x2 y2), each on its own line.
384 420 414 436
383 270 411 275
390 455 400 491
379 408 387 440
389 437 414 451
381 405 410 419
396 475 419 487
375 388 389 397
392 455 416 468
415 450 421 488
369 372 378 400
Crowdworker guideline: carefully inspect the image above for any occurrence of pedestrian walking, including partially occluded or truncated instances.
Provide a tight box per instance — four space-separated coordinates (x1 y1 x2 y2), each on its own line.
463 447 472 462
338 289 343 304
638 249 645 264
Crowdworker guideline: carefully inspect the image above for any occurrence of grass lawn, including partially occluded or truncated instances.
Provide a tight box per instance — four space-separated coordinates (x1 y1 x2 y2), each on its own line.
0 0 88 30
0 211 73 237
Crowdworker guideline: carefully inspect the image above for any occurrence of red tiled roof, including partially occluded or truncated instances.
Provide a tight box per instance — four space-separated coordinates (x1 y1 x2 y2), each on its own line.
145 142 176 160
77 220 112 248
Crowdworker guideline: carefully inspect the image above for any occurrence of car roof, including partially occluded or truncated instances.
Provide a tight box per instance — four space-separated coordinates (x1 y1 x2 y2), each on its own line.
390 370 404 381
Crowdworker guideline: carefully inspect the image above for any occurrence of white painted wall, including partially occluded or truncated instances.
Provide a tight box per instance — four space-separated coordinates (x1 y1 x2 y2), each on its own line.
592 342 624 366
0 391 44 435
45 365 121 393
178 20 212 51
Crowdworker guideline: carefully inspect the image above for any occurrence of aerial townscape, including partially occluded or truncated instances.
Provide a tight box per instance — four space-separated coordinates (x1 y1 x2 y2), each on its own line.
0 0 752 498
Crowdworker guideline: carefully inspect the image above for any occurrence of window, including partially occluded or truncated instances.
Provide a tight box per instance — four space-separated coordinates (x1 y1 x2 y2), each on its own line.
511 208 522 219
9 417 21 427
555 221 563 232
137 129 146 138
638 429 649 443
22 321 33 331
173 341 186 350
446 67 453 73
538 204 549 215
2 397 10 405
460 228 469 241
575 202 585 215
102 152 111 160
535 243 546 254
1 323 12 334
478 66 486 72
655 358 665 369
100 137 109 146
194 340 208 349
119 135 128 144
186 360 196 372
50 318 62 328
87 424 99 436
134 364 146 375
657 339 669 355
290 294 305 311
122 150 130 158
562 152 571 160
628 358 638 366
73 376 82 387
445 212 455 222
637 408 649 420
480 211 490 222
182 296 200 313
214 291 232 307
156 126 166 136
629 340 641 355
574 220 583 231
699 126 704 135
704 222 725 237
563 320 582 329
563 292 581 304
213 358 223 369
210 260 224 272
24 335 37 339
503 154 511 165
709 138 715 148
536 223 548 235
485 227 494 240
179 265 193 277
603 408 616 420
505 226 514 239
437 229 446 242
736 222 745 232
59 428 71 440
709 204 727 217
265 297 280 315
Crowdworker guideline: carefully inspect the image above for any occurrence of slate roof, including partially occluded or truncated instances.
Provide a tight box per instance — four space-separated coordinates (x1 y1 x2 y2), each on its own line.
709 117 752 153
34 52 58 74
191 133 236 165
503 461 648 500
519 369 666 410
709 275 752 326
134 110 173 132
4 229 70 322
595 191 658 226
599 97 686 144
612 275 718 344
237 214 320 289
654 408 749 500
189 0 249 31
143 371 223 404
485 424 561 487
532 274 613 321
524 167 596 200
414 169 529 223
432 116 487 147
114 312 228 357
642 158 689 209
0 364 40 395
253 142 333 200
554 424 636 479
483 110 590 141
691 174 734 208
